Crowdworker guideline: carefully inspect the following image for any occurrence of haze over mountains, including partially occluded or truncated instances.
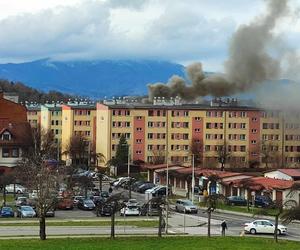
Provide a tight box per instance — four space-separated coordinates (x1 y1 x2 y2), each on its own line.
0 59 185 99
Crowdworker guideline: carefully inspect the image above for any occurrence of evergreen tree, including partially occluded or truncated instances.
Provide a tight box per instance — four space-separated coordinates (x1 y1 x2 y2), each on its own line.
108 134 128 166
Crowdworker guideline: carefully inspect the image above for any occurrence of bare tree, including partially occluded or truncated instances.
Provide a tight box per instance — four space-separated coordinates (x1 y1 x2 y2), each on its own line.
150 149 166 165
190 139 203 166
104 192 127 239
16 127 60 240
204 174 224 237
216 144 231 171
0 172 15 205
260 140 280 169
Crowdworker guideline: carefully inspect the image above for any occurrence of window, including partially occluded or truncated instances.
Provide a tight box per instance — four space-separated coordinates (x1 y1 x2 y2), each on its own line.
136 150 142 155
195 128 201 133
182 134 189 140
148 133 153 139
263 123 268 129
205 145 211 151
241 123 246 129
51 120 55 125
148 145 153 150
195 117 201 121
206 111 212 117
136 127 142 132
125 110 130 116
148 110 154 116
252 117 258 122
241 112 247 117
1 132 11 141
183 122 189 128
240 134 246 140
184 111 189 117
240 146 246 152
2 148 9 157
11 148 19 157
125 122 131 127
136 116 142 120
251 140 257 144
206 123 212 129
148 122 154 128
251 129 257 133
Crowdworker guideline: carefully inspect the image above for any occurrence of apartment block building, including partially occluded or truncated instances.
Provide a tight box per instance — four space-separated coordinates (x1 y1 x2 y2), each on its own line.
96 98 300 168
27 104 41 128
61 102 97 161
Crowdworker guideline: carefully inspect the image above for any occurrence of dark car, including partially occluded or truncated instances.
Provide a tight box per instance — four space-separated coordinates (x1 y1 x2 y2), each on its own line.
140 203 159 216
152 186 171 197
100 191 109 199
96 203 112 216
132 180 146 191
0 207 14 217
78 199 96 210
137 183 155 193
254 196 274 208
226 196 247 206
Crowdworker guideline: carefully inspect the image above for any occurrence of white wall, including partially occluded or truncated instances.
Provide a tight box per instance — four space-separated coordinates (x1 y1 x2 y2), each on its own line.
264 171 293 181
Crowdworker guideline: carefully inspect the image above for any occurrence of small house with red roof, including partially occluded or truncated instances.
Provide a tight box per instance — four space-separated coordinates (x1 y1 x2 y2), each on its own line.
264 169 300 181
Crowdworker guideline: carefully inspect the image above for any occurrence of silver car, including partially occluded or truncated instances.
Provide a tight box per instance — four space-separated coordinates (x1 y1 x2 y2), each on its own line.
175 199 198 214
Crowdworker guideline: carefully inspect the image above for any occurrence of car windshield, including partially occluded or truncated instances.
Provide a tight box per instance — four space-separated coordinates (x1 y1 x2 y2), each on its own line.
22 207 33 211
183 201 194 206
18 197 27 201
84 200 94 205
128 206 138 209
2 207 12 211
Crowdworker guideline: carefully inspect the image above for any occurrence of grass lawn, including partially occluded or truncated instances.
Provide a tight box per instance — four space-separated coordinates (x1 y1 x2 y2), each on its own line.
0 194 16 205
0 220 158 227
0 236 299 250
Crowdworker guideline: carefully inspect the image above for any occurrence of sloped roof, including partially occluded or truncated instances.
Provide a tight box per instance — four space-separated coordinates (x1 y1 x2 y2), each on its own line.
278 169 300 178
0 121 32 146
224 176 294 191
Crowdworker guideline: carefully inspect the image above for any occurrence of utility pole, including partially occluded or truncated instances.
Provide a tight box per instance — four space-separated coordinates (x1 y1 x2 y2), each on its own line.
127 145 130 177
192 154 195 203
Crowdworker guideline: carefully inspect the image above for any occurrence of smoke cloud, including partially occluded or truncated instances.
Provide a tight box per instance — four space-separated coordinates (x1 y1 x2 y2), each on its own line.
148 0 290 101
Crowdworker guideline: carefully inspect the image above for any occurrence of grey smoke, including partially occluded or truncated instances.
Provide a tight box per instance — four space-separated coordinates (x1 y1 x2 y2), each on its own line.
148 0 290 101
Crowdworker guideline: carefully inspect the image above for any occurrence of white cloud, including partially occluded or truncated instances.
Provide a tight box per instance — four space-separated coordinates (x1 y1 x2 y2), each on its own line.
0 0 298 72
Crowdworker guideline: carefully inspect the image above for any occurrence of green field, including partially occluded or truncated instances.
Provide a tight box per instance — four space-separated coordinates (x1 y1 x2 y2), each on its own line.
0 237 299 250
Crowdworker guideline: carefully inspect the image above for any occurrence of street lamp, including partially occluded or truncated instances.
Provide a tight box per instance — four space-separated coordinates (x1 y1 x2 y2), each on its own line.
191 154 195 203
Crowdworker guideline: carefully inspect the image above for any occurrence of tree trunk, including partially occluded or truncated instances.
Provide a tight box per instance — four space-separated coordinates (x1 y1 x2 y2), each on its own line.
39 215 46 240
99 176 103 192
85 187 88 199
111 205 115 239
158 207 162 237
274 214 279 243
2 187 6 206
207 210 211 237
247 199 250 212
129 184 132 199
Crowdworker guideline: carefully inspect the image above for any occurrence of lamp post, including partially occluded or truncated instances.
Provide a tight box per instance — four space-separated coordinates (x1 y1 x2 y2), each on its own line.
191 154 195 203
165 151 169 234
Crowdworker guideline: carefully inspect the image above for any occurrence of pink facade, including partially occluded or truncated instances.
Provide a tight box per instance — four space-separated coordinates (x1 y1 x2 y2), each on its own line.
133 116 145 161
248 111 261 164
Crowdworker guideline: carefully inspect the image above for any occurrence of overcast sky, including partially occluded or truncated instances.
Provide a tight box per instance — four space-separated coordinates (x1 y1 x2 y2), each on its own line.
0 0 299 71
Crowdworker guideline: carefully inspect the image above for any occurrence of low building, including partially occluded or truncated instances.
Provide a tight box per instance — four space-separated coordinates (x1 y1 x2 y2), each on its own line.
264 169 300 181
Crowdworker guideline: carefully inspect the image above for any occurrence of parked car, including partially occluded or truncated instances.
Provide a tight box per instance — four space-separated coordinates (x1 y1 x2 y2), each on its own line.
120 205 140 216
56 198 74 210
175 199 198 214
226 196 247 206
126 199 139 206
0 207 14 217
132 180 146 191
17 206 36 218
30 190 38 199
6 184 26 194
111 177 128 187
77 199 96 210
45 208 55 217
244 220 287 235
152 186 171 197
100 191 109 199
73 196 84 205
140 203 159 216
254 196 274 208
15 197 28 207
96 203 112 216
137 183 156 193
